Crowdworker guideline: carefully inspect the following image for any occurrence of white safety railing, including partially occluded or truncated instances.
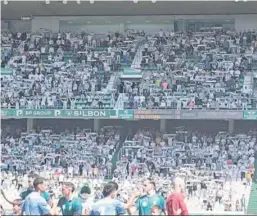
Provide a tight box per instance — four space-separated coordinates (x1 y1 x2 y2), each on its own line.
114 93 125 109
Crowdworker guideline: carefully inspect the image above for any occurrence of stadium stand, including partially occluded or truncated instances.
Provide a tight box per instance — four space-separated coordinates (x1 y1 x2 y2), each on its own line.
1 0 257 216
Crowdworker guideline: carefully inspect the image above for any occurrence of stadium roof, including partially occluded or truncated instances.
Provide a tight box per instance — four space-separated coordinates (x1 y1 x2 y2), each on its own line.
1 0 257 20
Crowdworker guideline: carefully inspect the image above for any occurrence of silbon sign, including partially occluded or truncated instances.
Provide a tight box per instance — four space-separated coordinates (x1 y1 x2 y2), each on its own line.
60 110 113 118
1 109 116 118
1 109 136 119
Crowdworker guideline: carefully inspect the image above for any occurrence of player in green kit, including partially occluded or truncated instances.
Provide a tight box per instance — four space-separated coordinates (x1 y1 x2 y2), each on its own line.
56 182 82 216
127 178 166 215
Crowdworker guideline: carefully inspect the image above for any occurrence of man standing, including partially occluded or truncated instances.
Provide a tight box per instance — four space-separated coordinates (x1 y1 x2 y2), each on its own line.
9 198 23 215
20 173 52 206
127 178 166 215
0 191 22 216
90 181 126 215
79 184 95 215
240 194 246 212
166 177 189 216
56 182 82 216
21 177 51 215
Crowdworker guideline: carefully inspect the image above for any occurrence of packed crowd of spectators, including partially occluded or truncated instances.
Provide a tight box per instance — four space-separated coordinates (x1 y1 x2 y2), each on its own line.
1 126 256 215
1 21 257 216
122 29 257 110
1 30 141 109
1 126 120 179
1 29 257 110
115 128 257 212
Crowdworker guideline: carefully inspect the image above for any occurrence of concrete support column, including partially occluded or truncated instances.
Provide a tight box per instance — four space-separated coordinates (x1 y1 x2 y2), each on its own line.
27 118 34 132
228 120 235 134
160 119 166 133
94 119 100 132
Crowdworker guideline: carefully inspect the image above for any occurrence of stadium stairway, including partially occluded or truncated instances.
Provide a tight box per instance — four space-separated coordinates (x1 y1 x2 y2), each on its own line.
242 72 253 94
114 93 126 109
253 74 257 98
131 40 145 69
247 155 257 215
104 75 118 92
108 129 128 178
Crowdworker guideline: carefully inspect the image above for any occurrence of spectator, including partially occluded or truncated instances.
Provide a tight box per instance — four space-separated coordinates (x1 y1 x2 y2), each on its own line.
151 205 162 216
127 178 166 215
56 182 82 215
9 198 22 216
79 184 94 215
90 181 126 215
21 177 51 215
166 177 189 216
20 173 51 205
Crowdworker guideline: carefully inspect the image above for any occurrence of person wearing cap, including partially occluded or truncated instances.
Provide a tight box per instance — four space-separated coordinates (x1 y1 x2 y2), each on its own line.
56 182 82 216
127 178 166 215
79 184 94 215
166 177 189 216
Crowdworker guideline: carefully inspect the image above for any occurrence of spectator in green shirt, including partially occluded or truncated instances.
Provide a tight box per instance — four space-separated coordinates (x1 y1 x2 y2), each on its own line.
56 182 82 216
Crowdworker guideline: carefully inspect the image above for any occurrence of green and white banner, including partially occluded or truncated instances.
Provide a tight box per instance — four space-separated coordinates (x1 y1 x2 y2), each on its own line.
0 109 134 119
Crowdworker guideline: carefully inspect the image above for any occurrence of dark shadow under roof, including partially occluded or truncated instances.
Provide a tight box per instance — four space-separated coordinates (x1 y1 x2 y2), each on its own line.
1 1 257 20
